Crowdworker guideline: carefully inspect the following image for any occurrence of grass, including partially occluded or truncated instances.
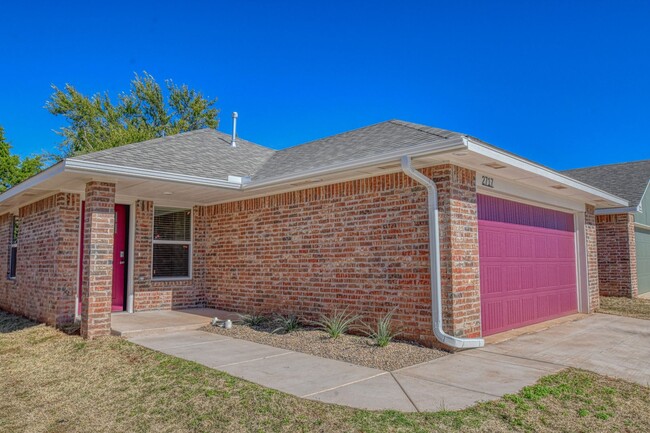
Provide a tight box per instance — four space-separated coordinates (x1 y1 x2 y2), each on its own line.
2 311 650 432
598 296 650 320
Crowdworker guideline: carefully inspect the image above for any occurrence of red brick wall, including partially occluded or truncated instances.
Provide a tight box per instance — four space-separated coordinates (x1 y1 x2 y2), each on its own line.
595 213 638 298
586 205 600 310
132 200 206 311
203 164 481 347
0 193 80 326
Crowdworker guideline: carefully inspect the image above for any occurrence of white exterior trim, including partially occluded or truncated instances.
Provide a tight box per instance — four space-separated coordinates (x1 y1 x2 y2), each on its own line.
0 134 630 214
595 206 639 215
574 211 591 313
242 137 468 190
126 201 136 314
64 160 242 189
150 206 193 281
75 202 83 320
465 138 628 207
476 172 586 212
0 162 65 203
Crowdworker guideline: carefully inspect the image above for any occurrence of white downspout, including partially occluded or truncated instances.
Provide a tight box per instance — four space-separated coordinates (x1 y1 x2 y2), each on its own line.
401 155 485 349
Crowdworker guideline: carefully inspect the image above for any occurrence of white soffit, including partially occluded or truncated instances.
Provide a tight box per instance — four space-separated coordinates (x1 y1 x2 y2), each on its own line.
447 138 628 208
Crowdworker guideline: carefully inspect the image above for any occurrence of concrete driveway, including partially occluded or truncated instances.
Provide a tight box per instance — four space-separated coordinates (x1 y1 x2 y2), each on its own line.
128 313 649 412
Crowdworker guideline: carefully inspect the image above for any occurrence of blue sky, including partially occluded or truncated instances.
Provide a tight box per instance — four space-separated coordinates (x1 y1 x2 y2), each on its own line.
1 0 648 169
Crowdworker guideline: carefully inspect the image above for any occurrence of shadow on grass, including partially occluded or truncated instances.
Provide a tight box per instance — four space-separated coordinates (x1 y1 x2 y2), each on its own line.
0 310 40 333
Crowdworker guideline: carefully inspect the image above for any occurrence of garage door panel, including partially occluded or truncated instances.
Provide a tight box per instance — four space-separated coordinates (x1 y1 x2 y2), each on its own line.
478 194 578 336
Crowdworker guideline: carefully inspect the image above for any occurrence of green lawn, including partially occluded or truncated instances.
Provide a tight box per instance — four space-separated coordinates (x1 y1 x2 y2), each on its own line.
1 311 649 433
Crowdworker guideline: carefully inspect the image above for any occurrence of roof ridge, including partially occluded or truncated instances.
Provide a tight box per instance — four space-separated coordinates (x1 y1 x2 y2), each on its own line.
272 119 401 153
388 119 461 140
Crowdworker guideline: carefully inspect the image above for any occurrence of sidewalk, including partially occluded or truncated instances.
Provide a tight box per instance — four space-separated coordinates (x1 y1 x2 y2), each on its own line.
129 329 559 411
128 313 650 412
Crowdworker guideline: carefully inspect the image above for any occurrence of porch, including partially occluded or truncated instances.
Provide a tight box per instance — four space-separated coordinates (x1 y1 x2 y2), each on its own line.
111 308 240 338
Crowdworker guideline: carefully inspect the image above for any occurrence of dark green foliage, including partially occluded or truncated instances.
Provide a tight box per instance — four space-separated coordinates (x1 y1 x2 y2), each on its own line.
46 72 220 158
0 126 43 192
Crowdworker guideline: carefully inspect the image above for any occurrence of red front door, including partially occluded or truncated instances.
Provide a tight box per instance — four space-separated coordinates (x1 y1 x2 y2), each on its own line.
112 204 128 312
78 203 129 314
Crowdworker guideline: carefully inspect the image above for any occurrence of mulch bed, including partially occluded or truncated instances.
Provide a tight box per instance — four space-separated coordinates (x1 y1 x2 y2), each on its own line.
202 321 447 371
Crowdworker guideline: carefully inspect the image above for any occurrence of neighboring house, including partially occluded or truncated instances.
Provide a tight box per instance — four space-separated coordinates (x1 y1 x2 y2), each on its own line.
563 160 650 298
0 120 628 348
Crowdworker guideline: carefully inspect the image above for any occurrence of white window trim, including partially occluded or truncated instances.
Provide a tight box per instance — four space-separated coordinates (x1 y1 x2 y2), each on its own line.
151 207 193 281
8 215 18 280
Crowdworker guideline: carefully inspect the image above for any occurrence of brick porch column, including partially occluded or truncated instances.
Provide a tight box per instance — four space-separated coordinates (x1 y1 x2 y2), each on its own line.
80 181 115 339
595 213 638 298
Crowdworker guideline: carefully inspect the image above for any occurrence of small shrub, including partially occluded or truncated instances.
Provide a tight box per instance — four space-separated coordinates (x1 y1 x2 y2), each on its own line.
364 311 401 347
314 309 360 339
238 313 268 327
272 314 301 334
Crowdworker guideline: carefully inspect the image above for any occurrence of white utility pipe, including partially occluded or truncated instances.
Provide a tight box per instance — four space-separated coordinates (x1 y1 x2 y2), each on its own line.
231 112 238 147
401 155 485 349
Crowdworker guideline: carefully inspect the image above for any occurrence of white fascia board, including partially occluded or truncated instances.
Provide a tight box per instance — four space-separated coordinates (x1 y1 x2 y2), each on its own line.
0 161 66 204
242 136 468 191
64 159 243 189
595 206 640 215
464 137 629 207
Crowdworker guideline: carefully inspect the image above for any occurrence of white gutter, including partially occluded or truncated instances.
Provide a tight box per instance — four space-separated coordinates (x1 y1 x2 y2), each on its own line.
64 159 243 189
244 137 467 191
595 206 640 215
400 155 485 349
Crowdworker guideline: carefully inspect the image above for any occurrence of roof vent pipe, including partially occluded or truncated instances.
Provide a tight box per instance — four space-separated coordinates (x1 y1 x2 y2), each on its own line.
400 155 484 350
231 112 238 148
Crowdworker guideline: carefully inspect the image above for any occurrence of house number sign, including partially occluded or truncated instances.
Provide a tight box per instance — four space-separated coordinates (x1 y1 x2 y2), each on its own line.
481 175 494 188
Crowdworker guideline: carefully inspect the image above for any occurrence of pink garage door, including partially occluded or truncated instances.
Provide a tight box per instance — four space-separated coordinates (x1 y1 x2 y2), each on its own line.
478 194 578 336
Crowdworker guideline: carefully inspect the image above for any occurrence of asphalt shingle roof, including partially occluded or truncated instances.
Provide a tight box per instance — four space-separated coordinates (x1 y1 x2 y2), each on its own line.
562 160 650 207
71 120 463 182
73 129 276 179
252 120 462 181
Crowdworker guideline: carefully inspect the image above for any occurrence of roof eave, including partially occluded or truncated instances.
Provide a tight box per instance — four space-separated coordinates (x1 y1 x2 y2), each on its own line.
0 161 66 205
595 206 640 215
464 137 629 208
64 159 244 189
243 136 468 190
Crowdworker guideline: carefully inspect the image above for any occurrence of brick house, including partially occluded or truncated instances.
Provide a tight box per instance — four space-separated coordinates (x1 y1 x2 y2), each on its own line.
563 160 650 298
0 120 628 347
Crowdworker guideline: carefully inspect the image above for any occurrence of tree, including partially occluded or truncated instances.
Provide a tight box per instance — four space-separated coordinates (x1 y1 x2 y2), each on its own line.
0 126 43 192
46 72 220 158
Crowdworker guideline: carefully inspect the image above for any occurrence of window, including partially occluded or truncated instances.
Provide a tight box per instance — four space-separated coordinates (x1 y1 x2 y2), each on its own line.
152 207 191 279
8 216 18 279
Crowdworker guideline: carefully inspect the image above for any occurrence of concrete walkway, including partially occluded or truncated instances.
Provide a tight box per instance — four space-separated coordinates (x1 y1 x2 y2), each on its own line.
128 313 650 412
112 308 239 338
